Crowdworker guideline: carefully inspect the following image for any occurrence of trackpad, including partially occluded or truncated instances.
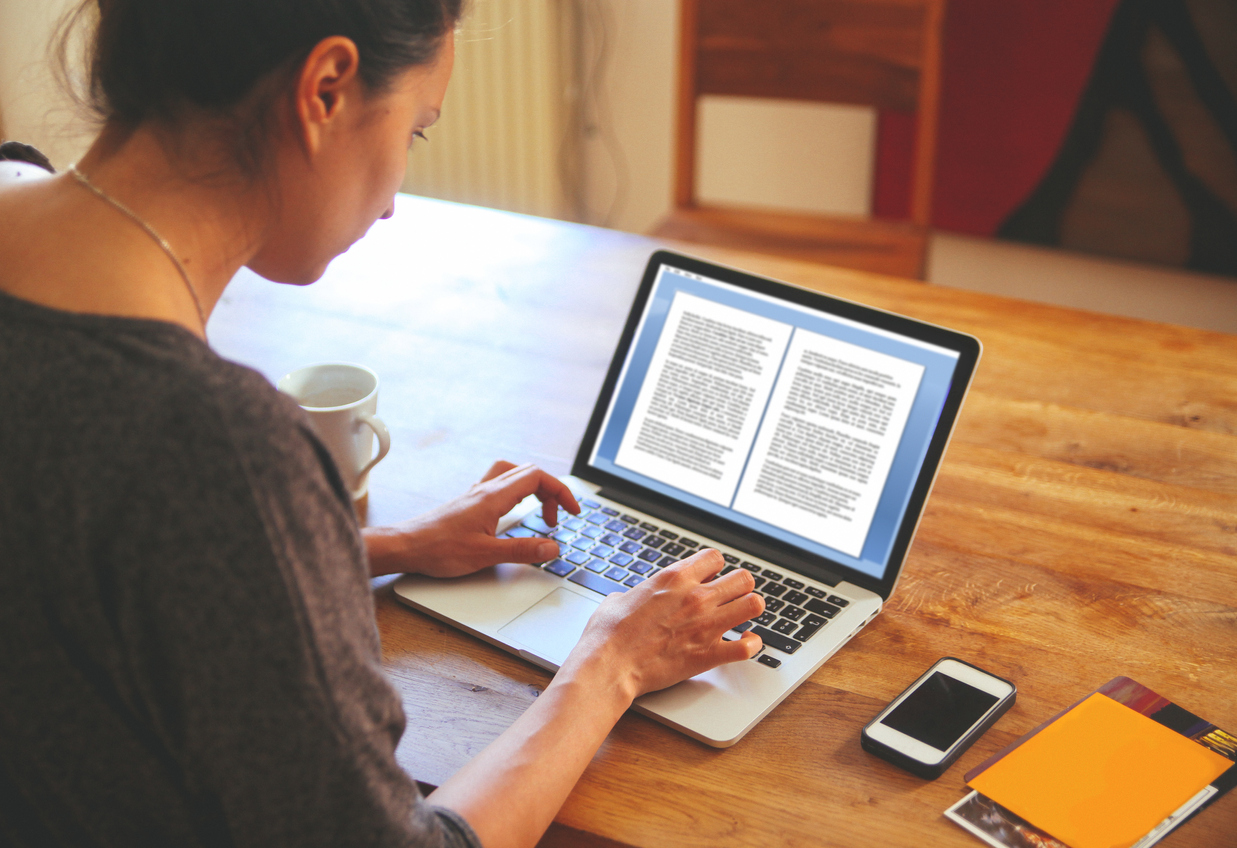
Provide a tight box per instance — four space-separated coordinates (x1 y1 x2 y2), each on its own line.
499 588 599 667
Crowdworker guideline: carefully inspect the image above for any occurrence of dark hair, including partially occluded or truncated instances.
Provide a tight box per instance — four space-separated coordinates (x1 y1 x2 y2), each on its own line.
76 0 463 125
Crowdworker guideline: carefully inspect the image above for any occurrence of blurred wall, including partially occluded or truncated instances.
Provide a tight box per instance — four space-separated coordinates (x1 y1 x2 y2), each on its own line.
578 0 873 233
0 0 95 168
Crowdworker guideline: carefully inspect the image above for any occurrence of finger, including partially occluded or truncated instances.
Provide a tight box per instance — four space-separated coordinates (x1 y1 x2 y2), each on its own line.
533 474 579 525
481 460 518 483
478 464 557 518
489 534 561 566
676 548 726 582
706 566 757 603
715 590 765 632
538 474 580 516
714 630 763 664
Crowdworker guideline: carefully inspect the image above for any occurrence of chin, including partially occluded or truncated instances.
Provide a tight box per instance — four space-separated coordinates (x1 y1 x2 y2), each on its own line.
245 257 331 287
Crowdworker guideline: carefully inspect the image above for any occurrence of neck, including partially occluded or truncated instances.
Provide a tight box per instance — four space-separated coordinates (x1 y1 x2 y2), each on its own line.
74 123 268 329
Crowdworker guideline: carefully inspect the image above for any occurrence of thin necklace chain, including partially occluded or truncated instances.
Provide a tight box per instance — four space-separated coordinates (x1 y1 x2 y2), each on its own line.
68 164 207 333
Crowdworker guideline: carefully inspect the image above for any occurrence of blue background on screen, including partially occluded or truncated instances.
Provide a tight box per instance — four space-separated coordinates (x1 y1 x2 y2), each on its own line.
589 266 960 580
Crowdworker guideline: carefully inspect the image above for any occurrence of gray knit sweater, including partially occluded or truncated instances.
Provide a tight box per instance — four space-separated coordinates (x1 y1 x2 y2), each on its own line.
0 289 480 848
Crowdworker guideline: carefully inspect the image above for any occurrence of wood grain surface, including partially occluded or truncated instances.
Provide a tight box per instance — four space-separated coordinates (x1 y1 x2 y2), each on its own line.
208 195 1237 848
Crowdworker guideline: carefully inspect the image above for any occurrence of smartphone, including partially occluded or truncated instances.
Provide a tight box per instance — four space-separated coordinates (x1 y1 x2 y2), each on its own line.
861 657 1016 780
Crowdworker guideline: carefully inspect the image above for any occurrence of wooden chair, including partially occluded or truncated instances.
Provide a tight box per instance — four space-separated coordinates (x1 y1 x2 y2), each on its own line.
652 0 945 279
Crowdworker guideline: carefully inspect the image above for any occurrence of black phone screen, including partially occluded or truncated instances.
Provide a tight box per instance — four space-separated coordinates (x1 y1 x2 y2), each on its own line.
881 671 999 751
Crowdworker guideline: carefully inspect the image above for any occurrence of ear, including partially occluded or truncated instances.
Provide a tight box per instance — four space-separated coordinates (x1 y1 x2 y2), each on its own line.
294 36 363 156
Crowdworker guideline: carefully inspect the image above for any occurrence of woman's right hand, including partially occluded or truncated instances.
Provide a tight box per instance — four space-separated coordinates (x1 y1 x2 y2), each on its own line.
562 548 765 702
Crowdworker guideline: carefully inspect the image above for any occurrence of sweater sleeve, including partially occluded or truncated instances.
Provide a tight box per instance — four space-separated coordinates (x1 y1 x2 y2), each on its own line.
88 360 482 848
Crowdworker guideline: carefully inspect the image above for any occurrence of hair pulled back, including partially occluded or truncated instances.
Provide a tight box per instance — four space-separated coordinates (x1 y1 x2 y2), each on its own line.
75 0 463 126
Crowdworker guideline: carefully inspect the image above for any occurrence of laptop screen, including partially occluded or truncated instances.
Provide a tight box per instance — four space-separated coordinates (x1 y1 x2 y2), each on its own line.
575 252 980 596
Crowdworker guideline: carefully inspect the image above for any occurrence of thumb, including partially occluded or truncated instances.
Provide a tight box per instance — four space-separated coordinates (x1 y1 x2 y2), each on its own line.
491 535 561 565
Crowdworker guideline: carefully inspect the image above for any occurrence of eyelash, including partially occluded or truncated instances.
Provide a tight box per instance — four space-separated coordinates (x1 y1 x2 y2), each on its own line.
412 130 429 145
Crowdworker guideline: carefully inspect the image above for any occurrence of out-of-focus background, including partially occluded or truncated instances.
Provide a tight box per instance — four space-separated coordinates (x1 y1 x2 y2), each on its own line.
2 0 1234 332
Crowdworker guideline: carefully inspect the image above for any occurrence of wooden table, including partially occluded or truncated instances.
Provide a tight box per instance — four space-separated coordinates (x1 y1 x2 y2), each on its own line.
209 195 1237 848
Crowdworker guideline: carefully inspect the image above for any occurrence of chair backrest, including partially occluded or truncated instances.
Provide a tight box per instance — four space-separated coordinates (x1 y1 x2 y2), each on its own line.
673 0 945 226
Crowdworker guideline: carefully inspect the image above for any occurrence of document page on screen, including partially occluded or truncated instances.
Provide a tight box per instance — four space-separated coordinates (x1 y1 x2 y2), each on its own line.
613 290 924 558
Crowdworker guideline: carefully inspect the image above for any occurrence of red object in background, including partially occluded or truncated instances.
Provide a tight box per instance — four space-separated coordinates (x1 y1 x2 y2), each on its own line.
873 0 1121 235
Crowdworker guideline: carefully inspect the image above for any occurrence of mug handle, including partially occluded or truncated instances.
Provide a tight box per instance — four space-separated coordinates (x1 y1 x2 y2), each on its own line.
356 413 391 478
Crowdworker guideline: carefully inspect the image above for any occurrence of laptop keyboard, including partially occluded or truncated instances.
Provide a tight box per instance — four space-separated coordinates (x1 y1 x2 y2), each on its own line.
498 498 852 666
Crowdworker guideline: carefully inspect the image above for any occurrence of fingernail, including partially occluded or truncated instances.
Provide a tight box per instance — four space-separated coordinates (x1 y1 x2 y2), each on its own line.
538 541 560 560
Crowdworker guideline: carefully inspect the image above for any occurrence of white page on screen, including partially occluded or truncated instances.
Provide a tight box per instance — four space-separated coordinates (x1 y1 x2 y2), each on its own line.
613 292 792 505
731 330 924 557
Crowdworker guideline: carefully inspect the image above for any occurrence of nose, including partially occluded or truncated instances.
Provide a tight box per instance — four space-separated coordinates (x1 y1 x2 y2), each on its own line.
380 203 395 220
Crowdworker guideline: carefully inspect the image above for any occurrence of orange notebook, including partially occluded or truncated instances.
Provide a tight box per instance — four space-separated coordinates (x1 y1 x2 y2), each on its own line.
968 692 1232 848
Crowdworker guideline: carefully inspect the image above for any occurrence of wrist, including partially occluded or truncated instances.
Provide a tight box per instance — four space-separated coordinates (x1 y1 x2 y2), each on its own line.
553 636 640 714
363 522 429 577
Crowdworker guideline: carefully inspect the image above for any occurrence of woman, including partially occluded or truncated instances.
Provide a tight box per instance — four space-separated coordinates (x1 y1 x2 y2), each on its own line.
0 1 764 847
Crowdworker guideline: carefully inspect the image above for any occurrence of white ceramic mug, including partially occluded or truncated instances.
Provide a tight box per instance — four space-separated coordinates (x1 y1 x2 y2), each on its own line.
278 363 391 499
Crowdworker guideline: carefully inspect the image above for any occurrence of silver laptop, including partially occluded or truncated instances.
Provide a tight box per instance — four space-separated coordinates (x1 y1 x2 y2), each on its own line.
394 250 981 747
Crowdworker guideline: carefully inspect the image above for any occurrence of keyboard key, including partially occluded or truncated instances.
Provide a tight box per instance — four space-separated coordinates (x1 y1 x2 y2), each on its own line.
755 611 776 626
782 578 804 590
720 565 737 576
568 569 628 596
604 520 627 533
751 575 766 590
581 525 603 539
565 550 591 565
782 605 805 622
544 559 574 577
639 522 659 532
629 560 655 575
604 566 630 582
658 555 678 568
761 568 783 580
803 614 826 628
731 620 753 633
584 511 607 525
783 590 809 607
764 597 785 613
619 541 642 554
643 536 666 550
637 548 661 562
763 583 788 598
620 514 639 524
609 552 633 567
590 544 615 558
805 598 841 618
679 538 699 548
624 574 645 588
570 537 594 551
750 626 801 654
721 553 739 564
772 618 798 635
564 517 586 531
793 623 822 642
584 558 608 573
740 561 760 572
601 506 619 516
828 595 851 607
601 533 623 546
659 530 678 540
552 528 575 543
521 515 555 534
661 543 685 557
805 586 827 598
582 498 601 508
757 654 782 668
504 526 537 538
623 527 646 541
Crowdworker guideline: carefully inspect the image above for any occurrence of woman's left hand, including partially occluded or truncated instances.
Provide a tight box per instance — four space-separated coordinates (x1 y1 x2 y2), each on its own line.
363 461 579 578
